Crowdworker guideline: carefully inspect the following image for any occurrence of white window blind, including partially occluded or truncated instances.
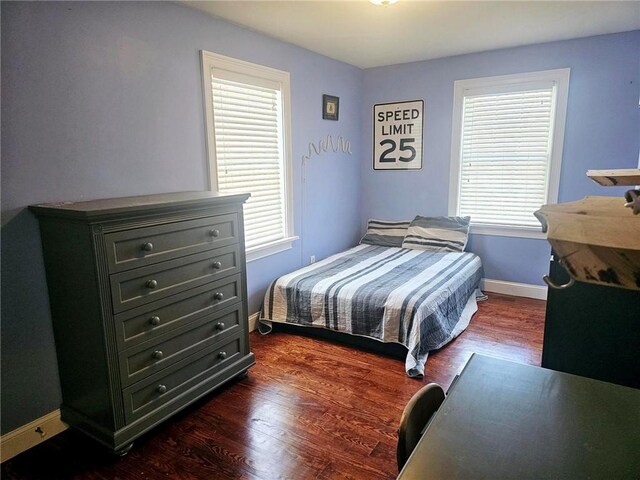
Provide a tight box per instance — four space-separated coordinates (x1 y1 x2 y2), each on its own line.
450 69 570 238
211 75 286 250
201 51 296 260
458 86 556 228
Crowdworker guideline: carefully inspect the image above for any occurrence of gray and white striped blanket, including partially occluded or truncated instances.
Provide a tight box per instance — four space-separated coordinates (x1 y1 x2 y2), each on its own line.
259 245 483 377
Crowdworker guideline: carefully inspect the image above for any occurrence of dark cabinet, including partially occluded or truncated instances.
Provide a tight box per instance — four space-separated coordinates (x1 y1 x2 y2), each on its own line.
30 191 255 453
542 252 640 389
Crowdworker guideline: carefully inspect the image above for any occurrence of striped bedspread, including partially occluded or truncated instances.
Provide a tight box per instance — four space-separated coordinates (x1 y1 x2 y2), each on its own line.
259 245 483 377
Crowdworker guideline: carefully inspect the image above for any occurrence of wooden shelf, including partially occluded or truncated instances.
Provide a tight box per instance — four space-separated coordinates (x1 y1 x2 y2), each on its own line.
586 168 640 186
535 196 640 291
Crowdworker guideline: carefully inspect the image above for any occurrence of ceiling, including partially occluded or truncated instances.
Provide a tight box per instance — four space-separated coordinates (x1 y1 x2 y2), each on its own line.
183 1 640 69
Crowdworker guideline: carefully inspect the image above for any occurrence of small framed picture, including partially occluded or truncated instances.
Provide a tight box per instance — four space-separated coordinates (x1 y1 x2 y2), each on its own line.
323 94 339 121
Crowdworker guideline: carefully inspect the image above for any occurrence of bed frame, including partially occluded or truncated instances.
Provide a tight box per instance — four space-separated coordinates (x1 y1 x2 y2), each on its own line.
271 322 408 360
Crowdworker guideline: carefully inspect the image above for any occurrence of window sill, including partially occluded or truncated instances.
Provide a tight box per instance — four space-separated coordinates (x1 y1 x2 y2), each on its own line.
246 236 299 263
470 224 547 239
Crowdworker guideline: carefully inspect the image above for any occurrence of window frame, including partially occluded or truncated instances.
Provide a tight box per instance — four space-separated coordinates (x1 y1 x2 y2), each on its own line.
448 68 570 239
201 50 297 261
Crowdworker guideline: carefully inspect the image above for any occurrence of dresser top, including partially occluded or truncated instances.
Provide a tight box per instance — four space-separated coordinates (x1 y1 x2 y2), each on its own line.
535 196 640 291
30 191 250 220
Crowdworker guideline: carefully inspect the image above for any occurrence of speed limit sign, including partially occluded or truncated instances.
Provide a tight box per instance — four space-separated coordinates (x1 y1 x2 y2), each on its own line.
373 100 423 170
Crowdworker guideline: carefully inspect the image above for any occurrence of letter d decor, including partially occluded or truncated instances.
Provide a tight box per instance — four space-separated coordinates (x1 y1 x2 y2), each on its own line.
373 100 424 170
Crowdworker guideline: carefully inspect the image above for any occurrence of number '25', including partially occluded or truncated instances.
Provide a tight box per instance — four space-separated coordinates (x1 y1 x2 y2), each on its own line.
379 138 416 163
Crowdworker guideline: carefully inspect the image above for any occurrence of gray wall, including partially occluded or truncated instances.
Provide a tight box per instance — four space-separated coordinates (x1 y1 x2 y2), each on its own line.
1 1 364 434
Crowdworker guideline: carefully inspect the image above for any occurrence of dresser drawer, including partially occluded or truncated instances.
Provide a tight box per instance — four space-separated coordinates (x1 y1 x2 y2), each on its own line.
119 303 242 386
110 245 240 313
115 278 243 350
122 336 242 423
105 214 238 273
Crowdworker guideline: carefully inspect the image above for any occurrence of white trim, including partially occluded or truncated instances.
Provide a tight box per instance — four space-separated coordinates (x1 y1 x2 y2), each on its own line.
280 69 295 244
448 68 571 228
246 236 299 263
470 224 547 239
481 278 548 300
1 410 67 463
201 51 292 85
547 70 570 209
248 312 260 332
448 77 465 216
200 50 295 258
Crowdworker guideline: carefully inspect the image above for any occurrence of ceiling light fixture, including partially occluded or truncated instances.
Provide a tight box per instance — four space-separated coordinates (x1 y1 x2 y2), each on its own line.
369 0 398 6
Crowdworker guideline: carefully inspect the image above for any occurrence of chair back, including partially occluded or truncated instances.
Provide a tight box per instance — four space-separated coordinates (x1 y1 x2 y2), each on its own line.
397 383 445 471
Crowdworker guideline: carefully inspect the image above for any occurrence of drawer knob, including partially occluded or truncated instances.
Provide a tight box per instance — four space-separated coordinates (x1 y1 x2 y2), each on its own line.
212 261 222 269
218 351 227 360
213 292 224 301
141 242 154 252
209 229 220 238
216 322 226 331
152 350 164 360
156 384 167 394
146 279 158 289
149 315 161 326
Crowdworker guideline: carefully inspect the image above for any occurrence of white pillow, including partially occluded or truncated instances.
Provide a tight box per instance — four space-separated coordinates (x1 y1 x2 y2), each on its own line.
402 216 471 252
360 219 411 247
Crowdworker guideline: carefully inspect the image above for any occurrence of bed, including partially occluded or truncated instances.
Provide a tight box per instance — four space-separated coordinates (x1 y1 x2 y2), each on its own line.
259 243 483 377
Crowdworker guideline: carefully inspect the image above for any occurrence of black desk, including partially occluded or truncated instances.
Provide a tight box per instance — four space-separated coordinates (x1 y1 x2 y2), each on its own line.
398 354 640 479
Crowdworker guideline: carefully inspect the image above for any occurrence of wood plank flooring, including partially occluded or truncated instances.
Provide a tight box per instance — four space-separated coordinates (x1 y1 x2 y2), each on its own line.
1 293 545 480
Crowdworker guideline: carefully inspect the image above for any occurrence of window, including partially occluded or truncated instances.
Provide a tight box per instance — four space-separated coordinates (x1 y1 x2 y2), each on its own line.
201 51 296 261
449 69 570 238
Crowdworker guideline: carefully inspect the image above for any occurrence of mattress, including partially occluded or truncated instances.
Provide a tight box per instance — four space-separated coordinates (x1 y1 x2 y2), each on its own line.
259 244 483 377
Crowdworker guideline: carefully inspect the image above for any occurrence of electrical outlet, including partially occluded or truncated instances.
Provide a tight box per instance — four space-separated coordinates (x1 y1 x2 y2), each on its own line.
310 255 316 264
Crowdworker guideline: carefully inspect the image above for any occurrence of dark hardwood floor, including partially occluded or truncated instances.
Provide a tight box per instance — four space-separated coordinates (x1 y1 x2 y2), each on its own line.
2 293 545 480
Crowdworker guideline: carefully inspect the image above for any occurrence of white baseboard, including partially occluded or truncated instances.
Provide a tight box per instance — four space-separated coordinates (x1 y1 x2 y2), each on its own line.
481 278 547 300
1 409 68 463
248 312 260 332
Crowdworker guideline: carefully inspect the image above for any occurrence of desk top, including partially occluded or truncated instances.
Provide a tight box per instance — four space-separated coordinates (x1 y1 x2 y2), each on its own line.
398 354 640 479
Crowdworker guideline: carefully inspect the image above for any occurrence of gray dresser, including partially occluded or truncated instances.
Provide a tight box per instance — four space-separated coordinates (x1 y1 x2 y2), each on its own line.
30 191 255 454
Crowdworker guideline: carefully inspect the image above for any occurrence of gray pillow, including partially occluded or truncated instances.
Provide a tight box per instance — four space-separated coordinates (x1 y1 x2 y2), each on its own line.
360 219 411 247
402 216 471 252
